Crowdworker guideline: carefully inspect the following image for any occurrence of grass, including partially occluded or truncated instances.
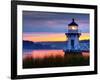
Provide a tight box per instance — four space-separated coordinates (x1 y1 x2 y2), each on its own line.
23 53 89 69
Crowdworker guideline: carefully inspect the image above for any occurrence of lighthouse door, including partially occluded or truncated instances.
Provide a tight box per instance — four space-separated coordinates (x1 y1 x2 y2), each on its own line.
71 40 74 49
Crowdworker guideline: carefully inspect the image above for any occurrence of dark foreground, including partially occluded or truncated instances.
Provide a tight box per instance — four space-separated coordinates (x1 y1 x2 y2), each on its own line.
23 53 89 69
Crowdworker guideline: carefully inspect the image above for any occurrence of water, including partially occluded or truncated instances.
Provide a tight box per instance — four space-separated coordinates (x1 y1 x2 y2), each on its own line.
23 49 89 59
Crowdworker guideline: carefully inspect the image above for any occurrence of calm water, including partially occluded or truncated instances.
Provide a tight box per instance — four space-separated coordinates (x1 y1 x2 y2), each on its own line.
23 49 89 59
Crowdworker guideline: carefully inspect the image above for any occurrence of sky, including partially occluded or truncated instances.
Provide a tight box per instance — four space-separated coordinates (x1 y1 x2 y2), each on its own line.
23 11 90 42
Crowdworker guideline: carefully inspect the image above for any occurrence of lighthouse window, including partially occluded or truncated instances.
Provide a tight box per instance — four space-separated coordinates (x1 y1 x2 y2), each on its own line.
71 26 77 30
71 40 74 49
68 26 78 30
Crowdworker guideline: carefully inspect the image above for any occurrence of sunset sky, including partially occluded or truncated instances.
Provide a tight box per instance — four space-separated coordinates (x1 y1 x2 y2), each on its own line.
23 11 90 42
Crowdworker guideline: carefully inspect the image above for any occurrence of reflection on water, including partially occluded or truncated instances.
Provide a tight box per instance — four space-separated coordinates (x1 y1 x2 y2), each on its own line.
23 49 89 59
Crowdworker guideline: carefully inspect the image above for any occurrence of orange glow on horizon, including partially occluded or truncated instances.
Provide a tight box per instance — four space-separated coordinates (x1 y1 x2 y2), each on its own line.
23 33 90 42
79 33 90 40
23 33 67 42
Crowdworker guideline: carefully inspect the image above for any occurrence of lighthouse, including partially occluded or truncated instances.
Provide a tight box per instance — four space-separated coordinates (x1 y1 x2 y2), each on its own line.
65 19 81 52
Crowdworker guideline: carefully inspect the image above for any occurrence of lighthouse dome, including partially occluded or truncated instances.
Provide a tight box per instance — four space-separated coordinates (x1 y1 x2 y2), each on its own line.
68 18 78 26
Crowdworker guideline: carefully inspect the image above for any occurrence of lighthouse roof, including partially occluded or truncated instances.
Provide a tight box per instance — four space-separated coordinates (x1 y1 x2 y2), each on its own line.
68 18 78 26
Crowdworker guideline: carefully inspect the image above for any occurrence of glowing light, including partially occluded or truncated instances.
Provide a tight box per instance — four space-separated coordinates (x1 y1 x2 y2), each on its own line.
68 26 78 30
72 26 77 30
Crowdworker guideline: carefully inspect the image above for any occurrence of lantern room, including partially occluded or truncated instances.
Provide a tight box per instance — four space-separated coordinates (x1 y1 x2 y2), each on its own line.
68 18 78 33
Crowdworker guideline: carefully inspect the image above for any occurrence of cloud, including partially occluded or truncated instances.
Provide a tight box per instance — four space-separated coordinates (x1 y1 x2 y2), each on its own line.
23 11 89 33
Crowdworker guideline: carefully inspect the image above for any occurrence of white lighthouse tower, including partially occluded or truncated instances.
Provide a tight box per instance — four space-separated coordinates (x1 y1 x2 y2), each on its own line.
65 19 81 52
